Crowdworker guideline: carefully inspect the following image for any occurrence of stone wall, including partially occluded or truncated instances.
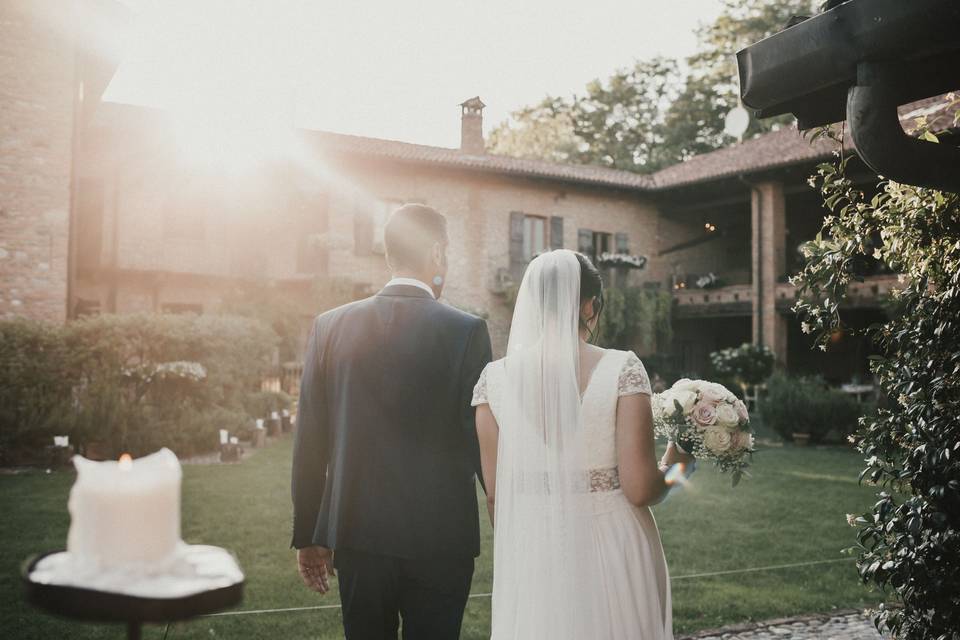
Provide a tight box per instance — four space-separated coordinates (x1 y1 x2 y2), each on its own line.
312 160 663 356
0 0 75 321
73 119 665 357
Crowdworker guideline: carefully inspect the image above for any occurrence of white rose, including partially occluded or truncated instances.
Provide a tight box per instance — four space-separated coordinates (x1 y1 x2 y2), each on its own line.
702 426 733 454
700 384 726 403
716 403 739 428
731 430 754 451
673 378 698 392
710 382 737 403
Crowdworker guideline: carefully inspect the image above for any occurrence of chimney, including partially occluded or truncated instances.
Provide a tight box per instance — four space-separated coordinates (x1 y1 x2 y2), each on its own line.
459 96 486 154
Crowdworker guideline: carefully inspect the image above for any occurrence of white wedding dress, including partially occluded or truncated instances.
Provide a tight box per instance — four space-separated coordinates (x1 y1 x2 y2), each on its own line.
473 347 673 640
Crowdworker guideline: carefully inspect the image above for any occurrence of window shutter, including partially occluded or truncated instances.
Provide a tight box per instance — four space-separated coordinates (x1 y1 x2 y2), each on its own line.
615 232 629 254
550 216 564 250
577 228 593 254
509 211 525 282
354 205 374 256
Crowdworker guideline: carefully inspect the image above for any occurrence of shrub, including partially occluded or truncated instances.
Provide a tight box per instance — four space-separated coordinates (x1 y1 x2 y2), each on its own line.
793 104 960 637
242 390 294 419
709 343 775 388
0 313 279 461
0 319 76 463
759 372 862 444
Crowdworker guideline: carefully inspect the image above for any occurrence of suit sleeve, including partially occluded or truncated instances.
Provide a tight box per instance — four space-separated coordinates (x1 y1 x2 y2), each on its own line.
461 319 493 493
290 317 329 549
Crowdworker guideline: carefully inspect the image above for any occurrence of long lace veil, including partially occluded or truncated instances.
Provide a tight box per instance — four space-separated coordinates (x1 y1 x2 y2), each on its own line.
491 249 609 639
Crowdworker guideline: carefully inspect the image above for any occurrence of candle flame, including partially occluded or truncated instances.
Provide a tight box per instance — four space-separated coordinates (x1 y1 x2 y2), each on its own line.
118 453 133 471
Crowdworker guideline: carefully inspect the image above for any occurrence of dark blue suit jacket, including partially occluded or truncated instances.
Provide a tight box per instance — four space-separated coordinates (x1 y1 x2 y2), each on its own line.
291 284 492 559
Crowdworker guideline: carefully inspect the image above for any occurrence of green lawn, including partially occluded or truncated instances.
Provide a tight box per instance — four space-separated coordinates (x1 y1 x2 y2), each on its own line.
1 437 886 639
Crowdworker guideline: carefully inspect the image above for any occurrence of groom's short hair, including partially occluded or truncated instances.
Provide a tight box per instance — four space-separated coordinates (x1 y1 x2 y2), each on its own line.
384 203 448 270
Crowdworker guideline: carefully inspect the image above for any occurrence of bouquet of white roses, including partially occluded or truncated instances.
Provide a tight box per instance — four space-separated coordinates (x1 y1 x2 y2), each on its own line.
651 379 754 486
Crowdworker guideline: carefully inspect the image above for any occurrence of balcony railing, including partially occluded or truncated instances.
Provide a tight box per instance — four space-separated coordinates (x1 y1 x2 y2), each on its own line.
673 283 753 317
673 274 901 317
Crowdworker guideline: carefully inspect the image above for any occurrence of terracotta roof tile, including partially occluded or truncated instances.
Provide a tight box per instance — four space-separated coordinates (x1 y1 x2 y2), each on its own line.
93 95 955 194
302 129 653 192
649 95 958 190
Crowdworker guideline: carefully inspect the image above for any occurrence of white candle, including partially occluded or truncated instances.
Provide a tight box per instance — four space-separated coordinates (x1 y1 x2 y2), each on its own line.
66 449 182 571
219 429 229 445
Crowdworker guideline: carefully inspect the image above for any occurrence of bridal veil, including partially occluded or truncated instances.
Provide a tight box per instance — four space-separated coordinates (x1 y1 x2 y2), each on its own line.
490 249 610 639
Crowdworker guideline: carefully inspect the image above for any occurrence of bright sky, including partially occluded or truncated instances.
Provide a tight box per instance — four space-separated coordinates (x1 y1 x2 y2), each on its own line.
105 0 725 149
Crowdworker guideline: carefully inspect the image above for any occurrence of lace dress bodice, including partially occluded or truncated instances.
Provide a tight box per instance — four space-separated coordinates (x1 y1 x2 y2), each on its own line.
472 349 652 480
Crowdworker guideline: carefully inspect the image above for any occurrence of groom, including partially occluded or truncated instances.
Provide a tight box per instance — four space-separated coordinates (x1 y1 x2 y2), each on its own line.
291 203 492 639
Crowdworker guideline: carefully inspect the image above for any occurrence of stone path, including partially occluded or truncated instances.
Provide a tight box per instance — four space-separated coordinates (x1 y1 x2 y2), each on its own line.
680 610 889 640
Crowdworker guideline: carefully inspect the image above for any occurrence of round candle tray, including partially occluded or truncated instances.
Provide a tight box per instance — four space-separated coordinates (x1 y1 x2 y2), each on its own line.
22 547 244 624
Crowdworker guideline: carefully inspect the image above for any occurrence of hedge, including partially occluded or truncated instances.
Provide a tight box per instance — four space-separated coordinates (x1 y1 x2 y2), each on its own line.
0 313 286 463
759 372 863 444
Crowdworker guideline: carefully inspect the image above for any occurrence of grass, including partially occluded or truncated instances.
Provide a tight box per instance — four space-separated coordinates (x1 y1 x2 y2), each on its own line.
1 437 886 639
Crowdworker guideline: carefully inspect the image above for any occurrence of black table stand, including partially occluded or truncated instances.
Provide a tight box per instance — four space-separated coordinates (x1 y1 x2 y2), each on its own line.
22 550 244 640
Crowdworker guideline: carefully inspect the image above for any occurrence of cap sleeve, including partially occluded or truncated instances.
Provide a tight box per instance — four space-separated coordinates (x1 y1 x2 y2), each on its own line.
619 352 652 397
471 363 491 406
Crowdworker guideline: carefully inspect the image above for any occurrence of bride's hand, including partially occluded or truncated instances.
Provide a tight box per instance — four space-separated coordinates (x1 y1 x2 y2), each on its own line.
660 442 695 469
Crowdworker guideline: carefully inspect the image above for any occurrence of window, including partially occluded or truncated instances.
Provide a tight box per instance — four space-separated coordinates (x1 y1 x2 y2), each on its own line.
522 215 548 260
511 213 562 282
591 231 612 262
74 298 101 317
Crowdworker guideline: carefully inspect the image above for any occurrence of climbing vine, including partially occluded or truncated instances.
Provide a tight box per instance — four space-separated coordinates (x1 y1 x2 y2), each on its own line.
792 108 960 638
597 287 672 353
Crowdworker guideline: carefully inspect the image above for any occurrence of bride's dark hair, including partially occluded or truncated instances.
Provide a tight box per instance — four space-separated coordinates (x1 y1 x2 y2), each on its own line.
575 252 604 343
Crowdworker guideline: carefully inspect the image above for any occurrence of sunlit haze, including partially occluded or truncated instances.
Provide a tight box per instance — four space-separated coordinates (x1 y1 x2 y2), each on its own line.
106 0 725 149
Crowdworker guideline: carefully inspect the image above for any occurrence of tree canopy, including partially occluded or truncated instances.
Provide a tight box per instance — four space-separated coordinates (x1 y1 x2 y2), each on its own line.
488 0 819 173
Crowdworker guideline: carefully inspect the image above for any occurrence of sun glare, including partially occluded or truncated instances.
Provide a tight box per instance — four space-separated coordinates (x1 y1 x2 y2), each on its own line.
105 0 312 174
171 110 297 175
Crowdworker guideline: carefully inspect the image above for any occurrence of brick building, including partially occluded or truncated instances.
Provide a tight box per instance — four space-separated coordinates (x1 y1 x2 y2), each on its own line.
3 0 956 382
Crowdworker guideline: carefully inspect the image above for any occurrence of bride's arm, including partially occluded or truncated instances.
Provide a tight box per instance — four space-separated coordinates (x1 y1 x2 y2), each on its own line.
616 393 671 507
475 404 499 526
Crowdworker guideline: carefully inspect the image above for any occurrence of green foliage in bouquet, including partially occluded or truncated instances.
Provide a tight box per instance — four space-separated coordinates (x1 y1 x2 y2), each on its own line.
708 343 774 388
758 372 861 444
792 108 960 638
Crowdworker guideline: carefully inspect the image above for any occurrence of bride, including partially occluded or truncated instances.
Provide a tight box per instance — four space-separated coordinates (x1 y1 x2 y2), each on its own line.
472 249 695 640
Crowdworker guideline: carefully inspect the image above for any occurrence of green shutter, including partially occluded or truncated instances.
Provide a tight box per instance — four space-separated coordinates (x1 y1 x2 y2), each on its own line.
509 211 525 282
550 216 564 250
577 228 593 254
